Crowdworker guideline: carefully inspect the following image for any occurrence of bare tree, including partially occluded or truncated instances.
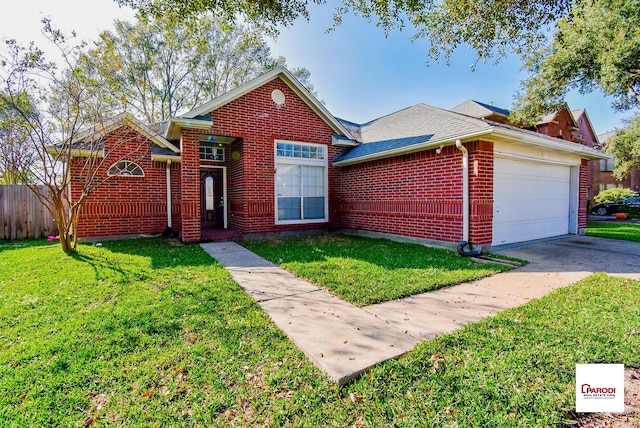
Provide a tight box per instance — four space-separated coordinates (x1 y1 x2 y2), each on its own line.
0 20 147 253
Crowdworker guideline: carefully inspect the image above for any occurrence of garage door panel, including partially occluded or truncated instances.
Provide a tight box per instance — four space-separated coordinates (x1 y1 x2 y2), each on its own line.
493 158 571 246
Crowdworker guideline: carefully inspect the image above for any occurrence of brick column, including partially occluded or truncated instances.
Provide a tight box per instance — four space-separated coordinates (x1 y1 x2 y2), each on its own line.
180 129 201 242
468 140 494 246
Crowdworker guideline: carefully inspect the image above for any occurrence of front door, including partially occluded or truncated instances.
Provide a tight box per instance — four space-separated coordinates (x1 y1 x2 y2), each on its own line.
200 169 224 229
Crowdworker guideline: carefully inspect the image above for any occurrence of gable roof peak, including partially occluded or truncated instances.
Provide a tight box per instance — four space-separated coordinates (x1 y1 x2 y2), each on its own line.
177 66 354 140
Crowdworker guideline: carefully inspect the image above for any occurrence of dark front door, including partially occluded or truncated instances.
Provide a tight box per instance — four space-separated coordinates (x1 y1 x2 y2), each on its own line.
200 169 224 229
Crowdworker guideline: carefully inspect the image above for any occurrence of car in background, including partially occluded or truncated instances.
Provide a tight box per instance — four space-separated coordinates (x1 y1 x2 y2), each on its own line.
591 196 640 215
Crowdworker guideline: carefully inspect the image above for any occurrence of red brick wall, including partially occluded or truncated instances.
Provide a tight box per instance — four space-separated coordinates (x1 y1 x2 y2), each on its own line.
338 141 494 246
202 77 341 236
579 159 588 231
70 126 179 238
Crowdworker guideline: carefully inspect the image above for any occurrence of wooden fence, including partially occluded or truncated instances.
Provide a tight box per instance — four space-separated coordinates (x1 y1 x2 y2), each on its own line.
0 185 58 240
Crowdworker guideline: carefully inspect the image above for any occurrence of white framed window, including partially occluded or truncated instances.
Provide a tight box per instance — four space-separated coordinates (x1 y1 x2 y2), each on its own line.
107 160 144 177
199 141 225 161
275 140 328 224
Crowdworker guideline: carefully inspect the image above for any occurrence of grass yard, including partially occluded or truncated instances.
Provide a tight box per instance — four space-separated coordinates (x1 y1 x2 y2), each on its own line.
242 235 514 306
0 238 335 426
586 220 640 242
1 238 638 427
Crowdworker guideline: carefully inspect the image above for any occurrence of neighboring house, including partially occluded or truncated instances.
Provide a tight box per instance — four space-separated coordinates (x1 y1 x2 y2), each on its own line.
594 131 640 196
69 67 605 250
452 101 609 203
571 109 599 200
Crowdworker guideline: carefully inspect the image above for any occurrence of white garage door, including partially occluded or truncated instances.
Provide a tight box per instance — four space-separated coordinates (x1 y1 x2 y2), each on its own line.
493 158 571 246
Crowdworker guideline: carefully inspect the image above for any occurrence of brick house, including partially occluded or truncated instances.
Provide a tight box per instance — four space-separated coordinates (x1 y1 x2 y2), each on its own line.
593 131 640 197
70 67 605 250
570 109 599 200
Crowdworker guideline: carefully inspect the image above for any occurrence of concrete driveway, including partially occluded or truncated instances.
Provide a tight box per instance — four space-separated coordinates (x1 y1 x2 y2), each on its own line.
366 235 640 343
492 235 640 280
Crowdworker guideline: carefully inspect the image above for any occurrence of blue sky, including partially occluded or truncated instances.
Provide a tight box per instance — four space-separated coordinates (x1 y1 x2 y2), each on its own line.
2 0 631 135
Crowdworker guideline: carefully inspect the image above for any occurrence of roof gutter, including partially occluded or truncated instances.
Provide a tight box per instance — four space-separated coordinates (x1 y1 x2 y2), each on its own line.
492 126 608 160
166 160 172 230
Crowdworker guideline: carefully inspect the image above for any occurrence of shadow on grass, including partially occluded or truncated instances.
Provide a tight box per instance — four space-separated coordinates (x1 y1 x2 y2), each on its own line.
0 238 55 253
79 237 221 269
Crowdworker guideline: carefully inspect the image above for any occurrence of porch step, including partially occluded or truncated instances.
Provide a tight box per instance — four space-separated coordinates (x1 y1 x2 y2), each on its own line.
200 228 243 242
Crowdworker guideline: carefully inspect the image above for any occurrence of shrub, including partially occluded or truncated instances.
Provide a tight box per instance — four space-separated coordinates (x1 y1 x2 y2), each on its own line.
593 187 638 203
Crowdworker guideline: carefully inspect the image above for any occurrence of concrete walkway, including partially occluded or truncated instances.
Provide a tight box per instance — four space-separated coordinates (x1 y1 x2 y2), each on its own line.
201 236 640 385
200 242 420 385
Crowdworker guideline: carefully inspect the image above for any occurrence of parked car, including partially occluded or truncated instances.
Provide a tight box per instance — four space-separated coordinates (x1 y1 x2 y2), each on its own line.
591 197 640 216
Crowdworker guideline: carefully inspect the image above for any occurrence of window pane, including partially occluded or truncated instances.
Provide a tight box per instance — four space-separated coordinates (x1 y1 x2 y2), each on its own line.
302 166 324 197
276 142 325 160
205 176 214 210
303 197 324 219
276 165 301 197
278 197 302 220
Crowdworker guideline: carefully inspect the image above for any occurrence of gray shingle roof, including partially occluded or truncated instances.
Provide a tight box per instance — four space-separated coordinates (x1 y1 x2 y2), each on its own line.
333 134 434 163
450 100 511 118
151 145 180 157
473 100 511 117
333 104 491 164
336 118 362 142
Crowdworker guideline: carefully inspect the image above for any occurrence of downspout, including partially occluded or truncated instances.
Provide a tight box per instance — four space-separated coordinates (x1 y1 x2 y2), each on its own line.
165 160 173 232
455 139 482 257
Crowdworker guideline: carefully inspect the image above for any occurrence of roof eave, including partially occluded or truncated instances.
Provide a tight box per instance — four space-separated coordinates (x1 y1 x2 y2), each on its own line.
164 117 214 141
151 153 182 163
45 146 105 158
333 129 492 166
492 127 610 160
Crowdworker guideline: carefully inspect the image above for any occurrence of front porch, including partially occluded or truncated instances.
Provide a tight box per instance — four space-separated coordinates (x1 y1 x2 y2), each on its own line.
200 228 243 242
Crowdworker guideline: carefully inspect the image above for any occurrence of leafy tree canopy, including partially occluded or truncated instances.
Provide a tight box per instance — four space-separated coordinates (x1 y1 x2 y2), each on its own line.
115 0 322 34
116 0 572 61
86 14 312 123
336 0 571 62
510 0 640 125
0 90 38 184
604 113 640 179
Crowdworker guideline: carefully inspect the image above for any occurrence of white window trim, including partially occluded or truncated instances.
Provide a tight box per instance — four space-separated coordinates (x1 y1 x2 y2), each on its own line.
107 160 145 177
274 140 329 225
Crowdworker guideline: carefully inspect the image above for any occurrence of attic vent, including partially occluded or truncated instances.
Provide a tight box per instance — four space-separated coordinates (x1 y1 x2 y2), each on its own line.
271 89 285 106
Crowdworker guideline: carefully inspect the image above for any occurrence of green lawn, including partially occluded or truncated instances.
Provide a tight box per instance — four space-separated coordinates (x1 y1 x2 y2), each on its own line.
242 235 514 306
586 220 640 242
1 238 638 427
